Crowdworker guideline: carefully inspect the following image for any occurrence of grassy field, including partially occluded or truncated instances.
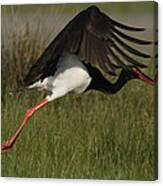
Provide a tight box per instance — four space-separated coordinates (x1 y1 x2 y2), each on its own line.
1 2 157 180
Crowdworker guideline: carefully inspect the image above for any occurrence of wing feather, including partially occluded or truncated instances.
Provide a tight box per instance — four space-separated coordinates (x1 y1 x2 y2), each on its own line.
24 6 153 85
111 26 151 45
111 40 147 68
90 35 99 65
112 33 151 58
108 47 129 70
107 16 145 31
79 31 87 61
68 31 82 53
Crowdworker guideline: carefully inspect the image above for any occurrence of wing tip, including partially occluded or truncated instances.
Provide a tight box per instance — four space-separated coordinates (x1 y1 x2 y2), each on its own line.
86 5 100 13
109 16 147 32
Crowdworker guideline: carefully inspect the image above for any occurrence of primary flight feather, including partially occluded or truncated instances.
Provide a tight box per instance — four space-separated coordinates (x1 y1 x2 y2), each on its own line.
24 5 151 86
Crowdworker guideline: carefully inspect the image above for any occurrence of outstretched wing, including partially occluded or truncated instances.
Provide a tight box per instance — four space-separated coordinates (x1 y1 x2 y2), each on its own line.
24 5 152 86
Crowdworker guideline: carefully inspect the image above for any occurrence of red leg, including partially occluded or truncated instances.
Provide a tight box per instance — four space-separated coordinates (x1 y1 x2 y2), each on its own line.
1 98 48 151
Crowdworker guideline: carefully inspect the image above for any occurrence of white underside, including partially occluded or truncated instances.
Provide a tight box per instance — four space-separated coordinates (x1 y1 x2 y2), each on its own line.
28 53 92 101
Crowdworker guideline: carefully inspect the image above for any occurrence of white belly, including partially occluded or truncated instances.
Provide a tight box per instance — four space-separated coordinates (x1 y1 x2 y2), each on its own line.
28 53 92 101
51 54 91 93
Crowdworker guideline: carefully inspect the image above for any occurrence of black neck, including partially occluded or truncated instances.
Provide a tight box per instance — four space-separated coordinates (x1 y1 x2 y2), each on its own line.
85 65 133 94
103 73 131 94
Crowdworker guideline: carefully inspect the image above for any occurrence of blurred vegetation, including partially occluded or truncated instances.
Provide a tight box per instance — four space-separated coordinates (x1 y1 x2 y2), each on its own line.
2 1 155 14
1 2 157 180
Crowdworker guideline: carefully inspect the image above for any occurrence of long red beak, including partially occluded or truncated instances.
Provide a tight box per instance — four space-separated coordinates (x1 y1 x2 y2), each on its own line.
132 67 155 86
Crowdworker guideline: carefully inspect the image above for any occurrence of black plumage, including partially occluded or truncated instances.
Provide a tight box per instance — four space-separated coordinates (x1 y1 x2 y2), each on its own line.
24 5 151 86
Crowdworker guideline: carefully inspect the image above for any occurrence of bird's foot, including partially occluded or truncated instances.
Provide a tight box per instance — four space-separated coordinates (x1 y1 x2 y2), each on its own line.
1 139 13 151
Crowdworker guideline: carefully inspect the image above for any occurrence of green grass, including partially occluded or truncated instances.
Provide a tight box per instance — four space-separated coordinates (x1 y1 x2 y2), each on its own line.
1 83 156 179
1 3 157 180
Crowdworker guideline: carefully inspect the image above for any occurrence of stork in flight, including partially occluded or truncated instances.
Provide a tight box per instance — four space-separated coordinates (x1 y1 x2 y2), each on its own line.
2 5 155 151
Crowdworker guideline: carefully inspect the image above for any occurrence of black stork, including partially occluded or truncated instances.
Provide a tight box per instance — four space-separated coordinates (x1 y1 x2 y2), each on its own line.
2 5 155 151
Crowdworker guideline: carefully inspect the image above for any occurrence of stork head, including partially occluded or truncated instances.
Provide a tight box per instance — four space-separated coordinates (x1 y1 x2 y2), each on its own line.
125 67 155 86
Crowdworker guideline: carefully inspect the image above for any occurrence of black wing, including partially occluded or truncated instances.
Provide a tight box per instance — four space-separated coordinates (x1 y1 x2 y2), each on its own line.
24 5 151 86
